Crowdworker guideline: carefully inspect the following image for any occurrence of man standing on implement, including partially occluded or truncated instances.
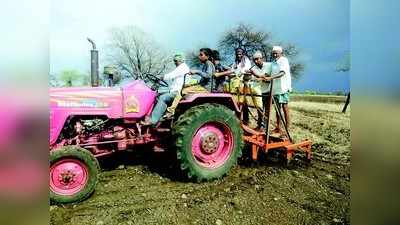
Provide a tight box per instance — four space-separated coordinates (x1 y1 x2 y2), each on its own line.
271 46 292 134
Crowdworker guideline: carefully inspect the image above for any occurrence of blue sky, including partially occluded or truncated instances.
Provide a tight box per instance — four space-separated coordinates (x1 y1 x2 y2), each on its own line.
50 0 349 92
351 0 400 95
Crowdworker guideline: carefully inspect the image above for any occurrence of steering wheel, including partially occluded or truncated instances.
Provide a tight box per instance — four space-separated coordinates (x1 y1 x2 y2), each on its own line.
144 73 169 88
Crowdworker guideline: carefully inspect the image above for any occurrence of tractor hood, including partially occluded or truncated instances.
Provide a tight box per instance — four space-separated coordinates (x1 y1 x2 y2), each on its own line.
50 86 122 109
49 81 157 146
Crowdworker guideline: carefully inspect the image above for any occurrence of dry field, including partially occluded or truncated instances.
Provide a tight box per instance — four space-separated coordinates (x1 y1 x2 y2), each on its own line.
50 96 350 225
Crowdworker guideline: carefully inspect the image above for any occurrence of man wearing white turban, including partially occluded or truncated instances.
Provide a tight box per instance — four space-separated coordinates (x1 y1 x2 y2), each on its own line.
271 46 292 134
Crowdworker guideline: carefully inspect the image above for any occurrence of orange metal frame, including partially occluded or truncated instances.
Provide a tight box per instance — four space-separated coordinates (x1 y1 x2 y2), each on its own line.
243 131 312 161
237 78 312 162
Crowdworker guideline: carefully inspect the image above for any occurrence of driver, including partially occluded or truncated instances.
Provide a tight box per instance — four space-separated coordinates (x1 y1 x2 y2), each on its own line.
141 53 190 126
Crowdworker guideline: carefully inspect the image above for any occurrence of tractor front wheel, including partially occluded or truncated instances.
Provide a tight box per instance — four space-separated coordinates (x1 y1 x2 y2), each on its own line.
50 146 100 204
173 103 243 181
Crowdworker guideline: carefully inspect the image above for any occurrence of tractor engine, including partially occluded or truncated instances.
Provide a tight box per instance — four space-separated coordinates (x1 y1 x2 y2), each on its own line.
73 119 127 142
57 117 155 155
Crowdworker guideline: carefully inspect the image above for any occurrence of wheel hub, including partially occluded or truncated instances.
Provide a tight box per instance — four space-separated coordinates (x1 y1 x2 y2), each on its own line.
201 132 220 154
191 122 234 169
59 170 76 185
50 159 89 196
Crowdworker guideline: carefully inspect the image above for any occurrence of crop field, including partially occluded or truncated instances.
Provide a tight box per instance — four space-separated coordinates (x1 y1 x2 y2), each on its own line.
291 94 347 104
50 96 350 225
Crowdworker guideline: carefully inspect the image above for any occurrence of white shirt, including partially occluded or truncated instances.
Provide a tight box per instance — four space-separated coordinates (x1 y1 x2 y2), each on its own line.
251 62 272 93
163 62 190 93
231 56 251 74
274 56 292 94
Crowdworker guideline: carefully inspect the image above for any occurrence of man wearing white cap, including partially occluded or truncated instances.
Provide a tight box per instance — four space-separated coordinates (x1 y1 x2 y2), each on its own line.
271 46 292 134
249 50 280 130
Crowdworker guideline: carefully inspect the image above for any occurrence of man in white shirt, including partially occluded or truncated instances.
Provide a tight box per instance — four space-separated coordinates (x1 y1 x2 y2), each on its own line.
232 48 252 74
249 50 284 130
271 46 292 134
141 53 190 126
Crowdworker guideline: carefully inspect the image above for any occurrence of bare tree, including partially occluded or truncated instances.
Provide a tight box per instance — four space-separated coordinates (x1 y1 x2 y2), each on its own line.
105 26 172 83
218 23 305 80
219 23 270 60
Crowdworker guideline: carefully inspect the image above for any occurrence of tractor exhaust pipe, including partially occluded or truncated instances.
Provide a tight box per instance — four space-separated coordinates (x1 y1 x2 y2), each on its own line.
87 38 99 87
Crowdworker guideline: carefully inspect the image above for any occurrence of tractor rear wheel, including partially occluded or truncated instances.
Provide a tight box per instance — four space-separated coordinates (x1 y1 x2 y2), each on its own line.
50 146 100 204
173 103 243 181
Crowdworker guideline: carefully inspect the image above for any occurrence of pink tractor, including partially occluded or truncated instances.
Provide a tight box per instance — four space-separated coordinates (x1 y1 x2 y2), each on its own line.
49 40 244 203
49 40 311 204
50 80 244 203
